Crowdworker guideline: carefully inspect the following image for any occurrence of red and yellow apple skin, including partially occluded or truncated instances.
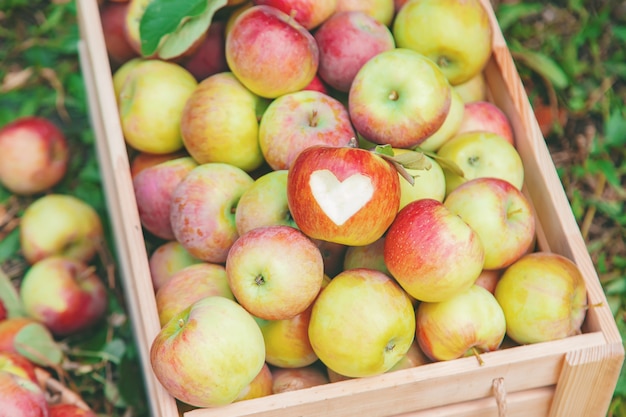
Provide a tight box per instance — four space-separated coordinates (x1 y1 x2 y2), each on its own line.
133 157 198 241
0 116 69 195
334 0 395 26
182 21 229 82
252 0 337 30
494 252 588 345
226 225 324 321
314 10 395 93
348 48 451 149
99 0 138 68
384 199 485 303
148 241 203 293
150 296 266 408
259 90 356 171
444 177 536 270
308 268 415 378
20 256 108 336
233 362 273 402
129 150 189 179
453 71 488 103
225 5 319 99
0 351 38 385
271 364 330 394
416 285 506 362
456 101 515 146
342 236 389 276
0 371 48 417
287 145 400 246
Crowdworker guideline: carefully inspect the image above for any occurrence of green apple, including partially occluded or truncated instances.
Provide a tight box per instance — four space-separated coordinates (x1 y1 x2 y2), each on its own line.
308 268 415 378
150 296 266 407
494 252 588 345
437 131 525 195
394 148 446 209
180 72 270 172
349 48 452 148
393 0 493 86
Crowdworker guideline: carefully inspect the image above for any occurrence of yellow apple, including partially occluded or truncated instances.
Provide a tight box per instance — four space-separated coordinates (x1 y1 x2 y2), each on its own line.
417 87 465 152
394 148 446 209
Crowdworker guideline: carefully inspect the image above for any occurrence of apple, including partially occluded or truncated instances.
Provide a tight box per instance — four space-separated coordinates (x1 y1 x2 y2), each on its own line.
20 256 108 336
256 302 318 369
437 131 525 195
387 338 430 371
394 0 409 13
287 145 400 246
129 149 189 179
0 301 6 321
334 0 395 26
394 148 446 209
384 199 485 303
271 364 330 394
252 0 337 30
313 239 348 278
0 371 48 417
170 162 254 263
259 90 356 170
314 10 395 93
393 0 493 86
225 1 254 36
133 157 198 240
148 241 203 293
233 362 273 402
308 268 415 378
180 72 269 172
117 59 198 154
444 177 536 270
494 252 588 345
303 74 329 94
150 296 266 407
20 194 104 265
0 317 39 354
0 351 38 384
182 20 229 81
416 284 506 362
456 101 515 146
99 0 137 68
226 225 324 320
235 170 297 236
123 0 156 56
453 71 488 103
112 57 143 100
47 404 98 417
155 263 235 327
474 268 503 294
0 116 69 195
225 5 319 98
348 48 452 148
342 236 389 276
416 87 465 152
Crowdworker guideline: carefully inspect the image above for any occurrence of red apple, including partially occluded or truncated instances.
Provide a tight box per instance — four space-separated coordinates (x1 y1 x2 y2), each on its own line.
287 145 400 246
225 5 319 98
0 351 38 384
303 74 329 94
0 371 48 417
182 20 229 81
99 0 138 68
0 301 6 321
20 256 108 336
271 365 330 394
47 404 98 417
129 150 189 179
252 0 337 30
456 101 515 146
0 116 69 195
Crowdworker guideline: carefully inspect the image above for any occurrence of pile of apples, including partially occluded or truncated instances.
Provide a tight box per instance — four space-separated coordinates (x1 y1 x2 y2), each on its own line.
0 116 106 417
100 0 589 410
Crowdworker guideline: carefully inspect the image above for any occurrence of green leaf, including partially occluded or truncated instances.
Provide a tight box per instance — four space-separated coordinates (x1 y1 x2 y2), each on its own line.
495 3 544 32
509 45 570 89
102 339 127 365
415 147 466 178
373 144 394 157
0 227 20 264
0 269 26 318
14 322 64 367
605 110 626 148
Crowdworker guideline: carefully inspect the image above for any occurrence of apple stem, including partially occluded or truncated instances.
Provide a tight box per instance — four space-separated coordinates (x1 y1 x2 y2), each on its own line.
585 301 604 310
178 318 185 328
471 347 485 366
309 110 319 128
255 275 265 286
388 90 399 101
77 265 97 282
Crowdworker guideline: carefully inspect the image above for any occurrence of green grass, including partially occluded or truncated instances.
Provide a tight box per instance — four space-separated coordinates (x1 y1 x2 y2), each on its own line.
0 0 624 416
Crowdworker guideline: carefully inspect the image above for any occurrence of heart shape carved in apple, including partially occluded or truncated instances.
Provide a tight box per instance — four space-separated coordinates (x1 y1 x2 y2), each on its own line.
308 169 374 226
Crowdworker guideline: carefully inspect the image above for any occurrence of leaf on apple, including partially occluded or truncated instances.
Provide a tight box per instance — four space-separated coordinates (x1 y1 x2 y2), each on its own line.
0 268 26 318
415 147 466 179
14 322 64 367
139 0 228 59
373 145 432 186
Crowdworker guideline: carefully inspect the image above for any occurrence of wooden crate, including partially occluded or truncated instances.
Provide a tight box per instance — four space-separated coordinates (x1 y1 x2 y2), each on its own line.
75 0 624 416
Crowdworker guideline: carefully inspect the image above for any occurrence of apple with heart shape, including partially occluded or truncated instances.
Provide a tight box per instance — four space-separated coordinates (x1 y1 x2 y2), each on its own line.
117 59 198 154
453 71 488 103
148 241 203 293
19 194 104 265
309 268 415 378
393 0 493 86
0 371 48 417
226 225 324 320
156 263 235 327
47 404 98 417
234 362 273 402
20 256 108 336
225 5 319 99
252 0 337 30
180 72 270 172
393 148 446 209
0 116 69 195
437 131 525 195
314 10 395 93
150 296 266 407
334 0 395 26
170 162 254 263
287 145 400 246
416 284 506 363
259 90 356 171
271 364 330 394
384 198 485 303
494 252 588 345
456 101 515 146
349 48 452 149
444 177 536 270
133 157 198 240
416 87 465 152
